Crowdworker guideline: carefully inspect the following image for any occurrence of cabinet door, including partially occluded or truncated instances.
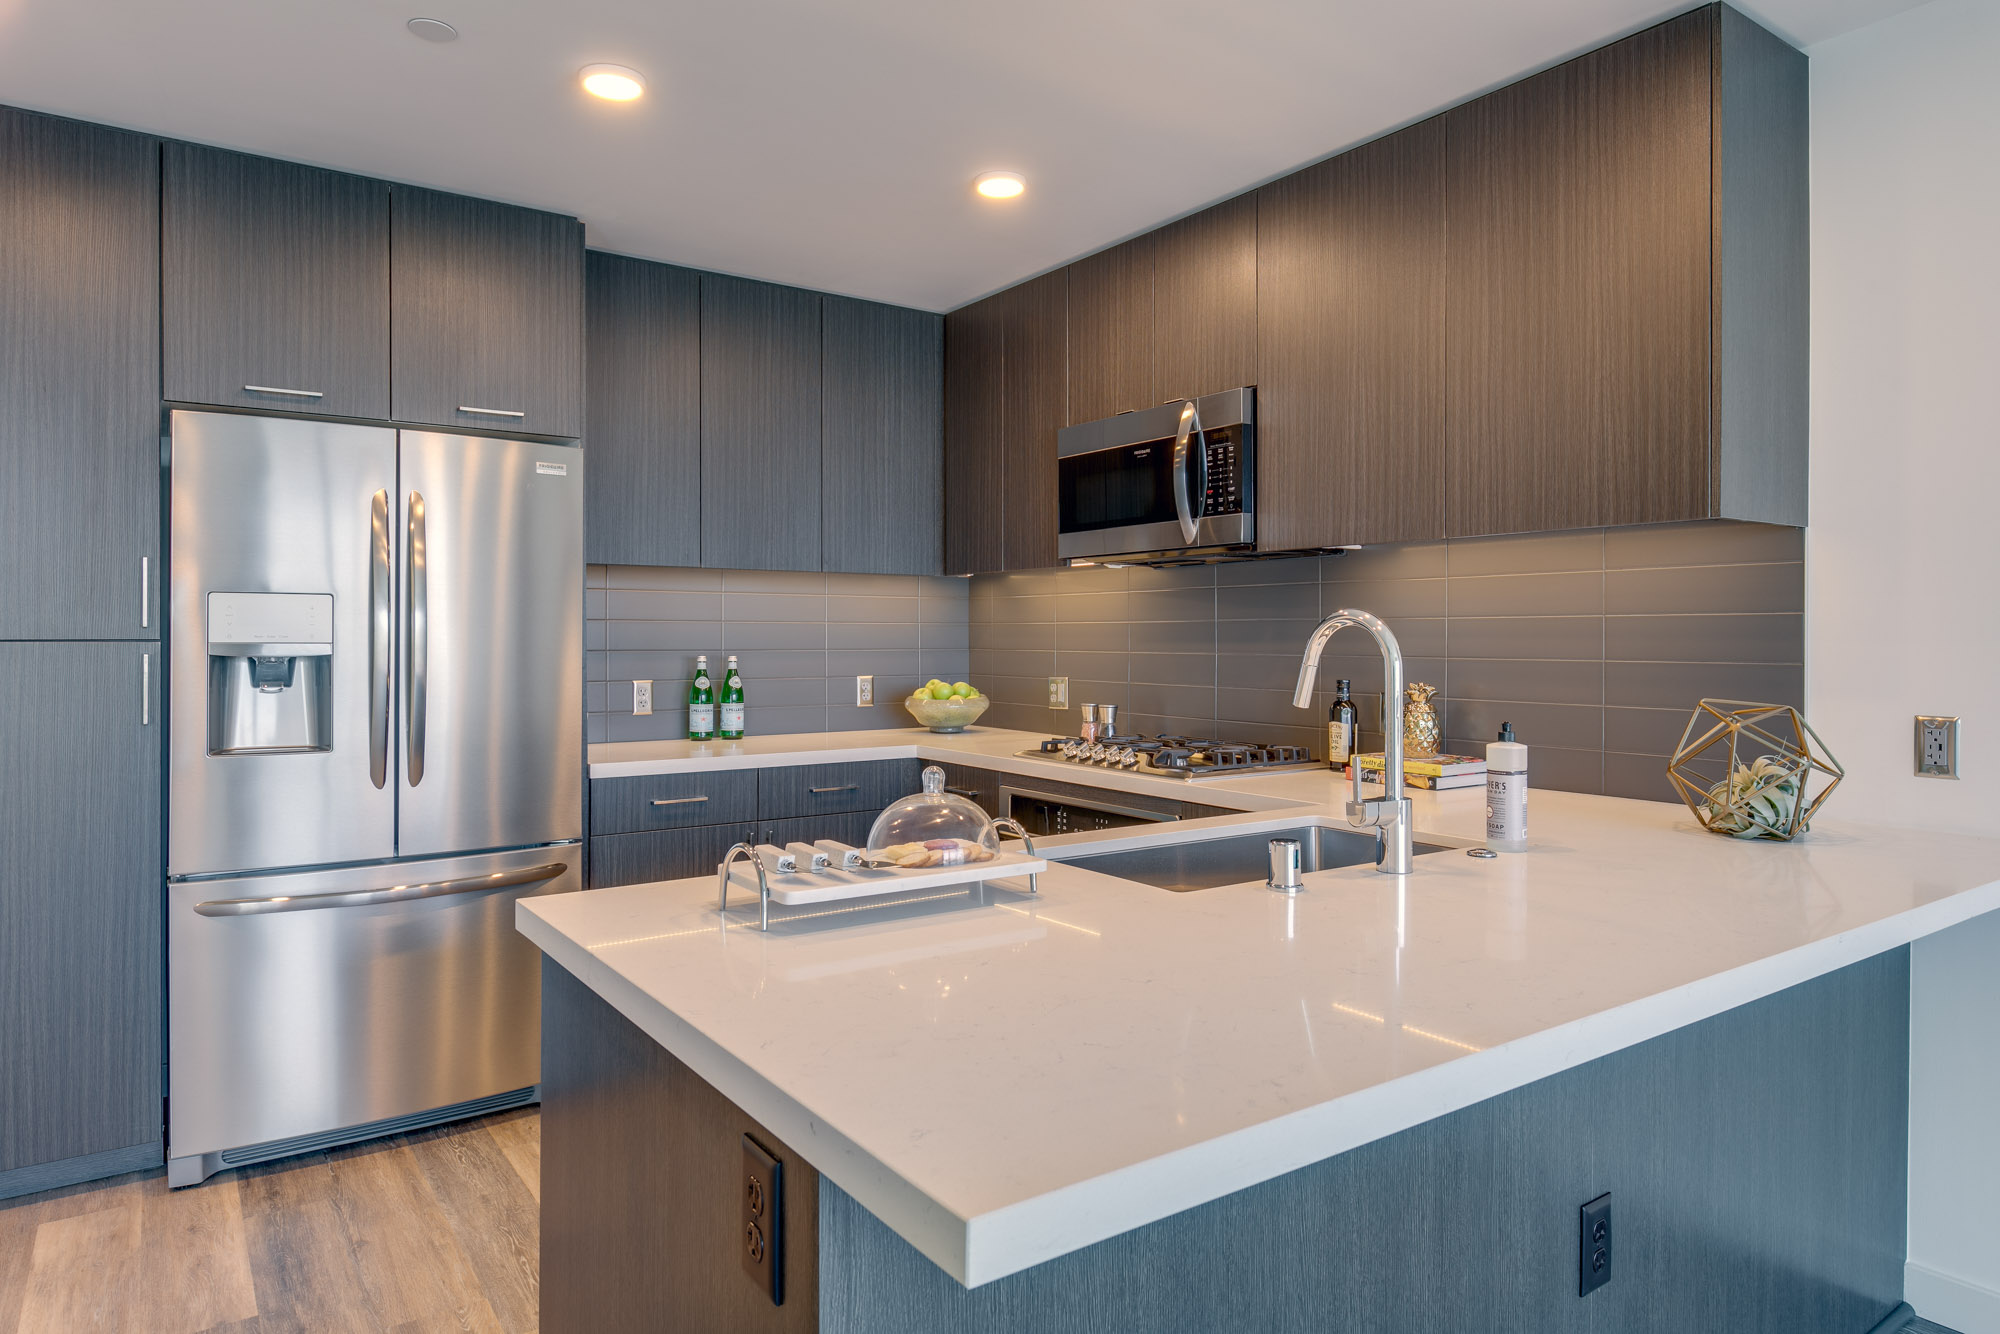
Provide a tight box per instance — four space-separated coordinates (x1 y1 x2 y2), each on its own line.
1066 235 1155 424
1256 119 1445 550
943 294 1005 575
0 108 158 641
390 186 584 437
163 144 389 420
1443 8 1712 536
700 274 822 571
758 759 921 821
763 812 872 849
585 252 701 567
823 297 943 575
0 643 161 1175
999 270 1067 571
1154 194 1257 403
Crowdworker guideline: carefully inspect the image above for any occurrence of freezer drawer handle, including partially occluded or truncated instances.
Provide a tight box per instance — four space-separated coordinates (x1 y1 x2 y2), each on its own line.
406 491 428 786
458 405 526 418
808 785 860 794
192 862 568 917
651 795 709 806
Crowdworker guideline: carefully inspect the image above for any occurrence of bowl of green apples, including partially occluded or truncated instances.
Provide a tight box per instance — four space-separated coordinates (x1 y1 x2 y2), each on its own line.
905 679 989 732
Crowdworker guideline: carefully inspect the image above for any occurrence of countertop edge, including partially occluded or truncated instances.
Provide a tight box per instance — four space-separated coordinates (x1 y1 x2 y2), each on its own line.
523 874 2000 1289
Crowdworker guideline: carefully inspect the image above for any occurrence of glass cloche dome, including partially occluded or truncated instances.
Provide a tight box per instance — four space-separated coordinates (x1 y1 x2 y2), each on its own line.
865 765 1001 868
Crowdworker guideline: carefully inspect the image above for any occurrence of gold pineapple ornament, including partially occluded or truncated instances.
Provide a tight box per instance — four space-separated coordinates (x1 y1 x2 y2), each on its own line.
1402 682 1441 758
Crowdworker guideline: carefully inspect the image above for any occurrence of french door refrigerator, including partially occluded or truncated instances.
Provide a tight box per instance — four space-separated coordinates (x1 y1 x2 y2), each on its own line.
164 410 583 1187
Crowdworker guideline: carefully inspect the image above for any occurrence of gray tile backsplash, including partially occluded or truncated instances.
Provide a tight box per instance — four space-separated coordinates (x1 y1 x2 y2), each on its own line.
968 521 1803 802
587 565 971 742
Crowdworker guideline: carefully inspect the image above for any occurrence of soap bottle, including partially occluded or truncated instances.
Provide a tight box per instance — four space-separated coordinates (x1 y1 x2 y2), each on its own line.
1485 722 1528 853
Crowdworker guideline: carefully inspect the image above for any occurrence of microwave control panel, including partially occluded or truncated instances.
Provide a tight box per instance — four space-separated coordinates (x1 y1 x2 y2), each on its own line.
1201 440 1243 516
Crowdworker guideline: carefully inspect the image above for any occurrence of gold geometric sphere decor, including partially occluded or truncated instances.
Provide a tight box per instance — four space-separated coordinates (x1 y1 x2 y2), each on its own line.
1666 700 1843 841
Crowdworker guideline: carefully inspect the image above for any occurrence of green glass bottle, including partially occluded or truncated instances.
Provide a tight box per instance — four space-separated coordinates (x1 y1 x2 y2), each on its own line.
720 655 745 739
688 655 715 741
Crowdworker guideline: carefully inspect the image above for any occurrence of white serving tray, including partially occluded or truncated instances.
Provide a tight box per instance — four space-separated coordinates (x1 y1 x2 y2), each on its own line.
722 846 1047 907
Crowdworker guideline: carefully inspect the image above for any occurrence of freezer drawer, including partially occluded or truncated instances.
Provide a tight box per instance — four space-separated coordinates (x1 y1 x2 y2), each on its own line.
167 845 578 1183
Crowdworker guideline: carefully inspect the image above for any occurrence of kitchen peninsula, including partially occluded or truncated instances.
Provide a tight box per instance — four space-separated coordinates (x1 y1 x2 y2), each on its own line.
519 727 2000 1333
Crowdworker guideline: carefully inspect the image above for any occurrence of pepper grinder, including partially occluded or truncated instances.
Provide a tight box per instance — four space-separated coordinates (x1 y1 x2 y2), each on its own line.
1079 703 1099 742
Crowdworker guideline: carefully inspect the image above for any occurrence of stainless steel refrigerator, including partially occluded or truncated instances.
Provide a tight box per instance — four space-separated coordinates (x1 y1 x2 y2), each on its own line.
164 410 583 1187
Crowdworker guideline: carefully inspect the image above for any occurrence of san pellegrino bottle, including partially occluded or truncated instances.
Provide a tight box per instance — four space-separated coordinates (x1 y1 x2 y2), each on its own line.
688 655 715 740
720 655 745 739
1327 678 1357 768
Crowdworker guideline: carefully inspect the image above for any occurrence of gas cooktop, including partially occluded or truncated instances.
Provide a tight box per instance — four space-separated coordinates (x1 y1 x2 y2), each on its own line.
1016 733 1320 781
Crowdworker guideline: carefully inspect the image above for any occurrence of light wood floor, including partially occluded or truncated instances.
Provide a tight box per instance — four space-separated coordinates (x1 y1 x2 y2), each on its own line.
0 1109 540 1334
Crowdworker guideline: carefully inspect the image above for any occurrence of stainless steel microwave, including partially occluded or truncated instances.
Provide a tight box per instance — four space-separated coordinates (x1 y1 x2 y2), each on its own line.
1056 387 1254 563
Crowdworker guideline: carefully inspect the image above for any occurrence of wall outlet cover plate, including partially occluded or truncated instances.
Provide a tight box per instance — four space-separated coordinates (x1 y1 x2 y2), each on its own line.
632 679 653 716
741 1134 784 1306
1579 1193 1612 1296
1048 676 1069 708
1916 715 1960 779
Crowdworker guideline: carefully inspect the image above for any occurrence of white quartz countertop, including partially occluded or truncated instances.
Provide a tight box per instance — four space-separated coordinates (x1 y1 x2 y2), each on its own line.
528 728 2000 1288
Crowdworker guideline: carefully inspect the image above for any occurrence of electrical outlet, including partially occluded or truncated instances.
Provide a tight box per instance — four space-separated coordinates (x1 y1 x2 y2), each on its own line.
631 679 653 716
856 675 874 707
1579 1193 1612 1296
741 1134 784 1305
1049 676 1069 708
1916 715 1960 779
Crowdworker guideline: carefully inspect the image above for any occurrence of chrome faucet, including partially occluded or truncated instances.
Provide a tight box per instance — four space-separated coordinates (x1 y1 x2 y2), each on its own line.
1293 608 1414 875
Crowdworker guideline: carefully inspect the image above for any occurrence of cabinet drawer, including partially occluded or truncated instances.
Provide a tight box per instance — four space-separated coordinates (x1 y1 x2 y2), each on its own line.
590 770 757 836
757 760 919 821
588 823 755 890
932 762 1000 816
761 811 874 850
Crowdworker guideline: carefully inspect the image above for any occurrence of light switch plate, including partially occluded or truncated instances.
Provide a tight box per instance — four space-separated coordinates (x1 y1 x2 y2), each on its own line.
1916 715 1960 778
856 675 874 707
1048 676 1069 708
632 679 653 716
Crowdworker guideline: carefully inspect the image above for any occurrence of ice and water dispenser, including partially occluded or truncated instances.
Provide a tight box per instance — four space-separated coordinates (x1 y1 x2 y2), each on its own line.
206 591 334 755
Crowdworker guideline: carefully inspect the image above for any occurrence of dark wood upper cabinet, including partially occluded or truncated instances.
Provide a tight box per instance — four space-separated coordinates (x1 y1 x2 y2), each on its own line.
999 269 1067 570
943 293 1006 575
0 108 159 641
584 252 701 568
1256 120 1445 550
1066 236 1154 424
699 273 821 572
390 186 584 437
1443 5 1803 536
1154 194 1258 403
0 641 162 1178
822 296 943 575
163 144 389 420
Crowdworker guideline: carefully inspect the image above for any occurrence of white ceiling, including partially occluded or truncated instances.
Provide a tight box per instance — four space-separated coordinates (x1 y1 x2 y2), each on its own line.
0 0 1918 311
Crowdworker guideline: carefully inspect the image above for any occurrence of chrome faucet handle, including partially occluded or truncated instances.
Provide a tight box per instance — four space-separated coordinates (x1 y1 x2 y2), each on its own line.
717 841 773 930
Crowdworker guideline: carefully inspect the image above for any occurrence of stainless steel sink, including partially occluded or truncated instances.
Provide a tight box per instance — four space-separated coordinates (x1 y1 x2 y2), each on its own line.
1055 824 1453 892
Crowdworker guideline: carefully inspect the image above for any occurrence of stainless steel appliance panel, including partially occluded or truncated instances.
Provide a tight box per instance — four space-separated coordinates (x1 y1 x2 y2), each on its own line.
168 411 399 875
396 431 584 857
166 845 578 1169
1056 387 1256 562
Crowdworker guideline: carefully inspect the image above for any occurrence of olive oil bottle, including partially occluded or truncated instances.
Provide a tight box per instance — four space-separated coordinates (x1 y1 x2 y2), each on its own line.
1327 678 1357 768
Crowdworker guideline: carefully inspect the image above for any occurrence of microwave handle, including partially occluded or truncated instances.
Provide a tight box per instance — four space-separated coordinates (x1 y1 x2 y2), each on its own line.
1172 400 1206 546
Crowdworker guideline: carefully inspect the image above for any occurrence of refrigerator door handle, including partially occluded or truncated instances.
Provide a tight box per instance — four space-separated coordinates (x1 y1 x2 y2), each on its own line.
369 489 392 789
192 861 569 917
406 490 428 786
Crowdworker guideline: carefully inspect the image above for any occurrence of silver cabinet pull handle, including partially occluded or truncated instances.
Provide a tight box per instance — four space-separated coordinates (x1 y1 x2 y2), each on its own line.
650 795 710 806
458 405 526 418
809 785 860 794
140 555 149 629
406 491 428 786
244 385 324 398
194 862 567 917
943 786 981 799
141 651 150 726
368 489 391 789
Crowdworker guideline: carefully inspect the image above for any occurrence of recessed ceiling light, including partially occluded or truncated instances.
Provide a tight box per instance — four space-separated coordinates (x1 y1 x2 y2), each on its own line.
406 17 458 42
580 64 647 101
974 171 1026 200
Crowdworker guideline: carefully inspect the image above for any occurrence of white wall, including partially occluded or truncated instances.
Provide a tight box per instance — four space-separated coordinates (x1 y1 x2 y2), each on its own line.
1809 0 2000 1326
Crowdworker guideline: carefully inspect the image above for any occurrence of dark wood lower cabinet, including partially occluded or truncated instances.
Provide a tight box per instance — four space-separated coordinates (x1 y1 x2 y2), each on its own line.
543 948 1908 1334
0 642 162 1197
589 823 758 889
